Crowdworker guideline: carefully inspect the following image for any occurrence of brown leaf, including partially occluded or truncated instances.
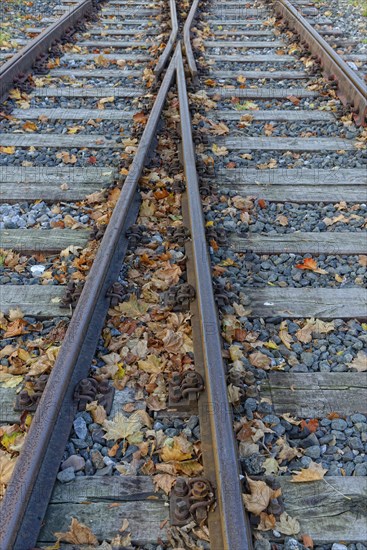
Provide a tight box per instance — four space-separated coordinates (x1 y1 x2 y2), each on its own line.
242 476 275 515
86 401 107 424
291 460 327 482
295 258 327 274
249 351 271 370
153 473 176 495
279 321 293 350
54 518 98 545
257 512 276 531
347 351 367 372
303 534 314 548
3 319 28 338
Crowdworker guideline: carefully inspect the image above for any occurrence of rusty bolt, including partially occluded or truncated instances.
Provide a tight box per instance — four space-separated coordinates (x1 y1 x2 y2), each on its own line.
171 372 181 386
174 478 189 497
174 499 190 520
191 480 209 500
170 386 182 403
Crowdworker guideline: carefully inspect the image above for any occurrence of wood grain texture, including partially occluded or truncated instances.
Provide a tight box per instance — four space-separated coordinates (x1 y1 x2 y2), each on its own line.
231 233 367 254
61 53 149 61
0 229 90 252
207 54 295 62
0 183 103 202
278 477 367 543
211 109 334 120
31 87 143 98
220 183 365 202
242 287 367 318
205 40 283 48
48 68 141 77
215 168 367 185
0 134 123 148
211 136 354 150
38 478 168 545
206 88 317 98
209 70 309 79
11 108 135 120
0 166 115 183
0 286 70 317
50 476 162 504
261 372 367 417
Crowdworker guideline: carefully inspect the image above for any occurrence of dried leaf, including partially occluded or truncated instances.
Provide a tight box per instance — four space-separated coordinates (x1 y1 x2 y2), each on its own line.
138 355 164 374
291 460 327 482
102 411 148 442
86 401 107 425
275 512 300 535
279 321 293 349
257 512 276 531
347 351 367 372
295 258 327 274
242 476 275 515
114 295 149 319
161 436 193 462
153 473 176 495
54 518 98 545
249 351 270 370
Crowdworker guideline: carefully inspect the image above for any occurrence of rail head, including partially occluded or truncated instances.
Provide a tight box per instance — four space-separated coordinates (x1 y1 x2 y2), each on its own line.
175 43 253 550
0 0 95 102
154 0 179 77
183 0 200 79
273 0 367 125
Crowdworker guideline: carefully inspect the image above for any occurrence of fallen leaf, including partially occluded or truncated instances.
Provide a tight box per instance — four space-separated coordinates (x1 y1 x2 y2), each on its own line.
212 143 228 156
276 214 289 226
153 473 176 495
295 258 327 274
249 351 271 370
291 460 327 482
54 518 98 546
160 436 193 462
113 294 149 319
138 355 164 374
347 351 367 372
296 318 334 343
86 401 107 425
303 534 314 548
242 476 275 515
3 318 28 338
257 512 276 531
262 457 279 475
103 411 149 443
300 418 318 433
0 146 15 154
275 512 300 535
279 321 293 349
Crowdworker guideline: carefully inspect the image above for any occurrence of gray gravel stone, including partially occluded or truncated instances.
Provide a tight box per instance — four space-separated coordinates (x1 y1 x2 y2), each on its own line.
61 455 85 472
57 467 75 483
304 445 321 459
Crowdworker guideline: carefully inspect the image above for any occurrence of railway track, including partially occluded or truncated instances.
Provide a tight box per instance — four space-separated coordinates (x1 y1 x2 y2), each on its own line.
0 0 366 548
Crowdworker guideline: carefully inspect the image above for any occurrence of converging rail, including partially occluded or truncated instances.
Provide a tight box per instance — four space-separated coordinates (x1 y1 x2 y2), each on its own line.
0 0 366 548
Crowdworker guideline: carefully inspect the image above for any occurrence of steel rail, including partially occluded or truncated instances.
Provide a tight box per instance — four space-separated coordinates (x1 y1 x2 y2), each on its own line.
154 0 178 76
183 0 200 79
175 43 253 550
273 0 367 125
0 0 96 101
0 50 178 550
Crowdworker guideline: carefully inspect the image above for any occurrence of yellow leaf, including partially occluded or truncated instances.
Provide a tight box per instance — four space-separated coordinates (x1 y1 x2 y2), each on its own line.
138 355 164 374
264 341 278 350
161 436 193 462
0 373 23 388
0 146 15 154
291 461 327 482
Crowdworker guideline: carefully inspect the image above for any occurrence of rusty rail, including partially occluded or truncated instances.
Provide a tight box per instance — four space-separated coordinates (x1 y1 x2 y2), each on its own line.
0 0 97 101
154 0 178 76
274 0 367 125
183 0 200 79
176 43 253 550
0 49 178 550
